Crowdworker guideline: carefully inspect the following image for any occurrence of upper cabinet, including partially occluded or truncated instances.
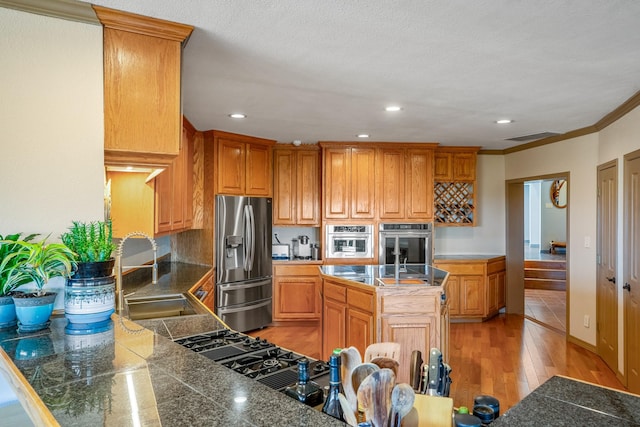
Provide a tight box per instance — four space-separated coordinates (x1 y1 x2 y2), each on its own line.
94 6 193 167
378 145 436 221
321 144 376 220
433 147 480 226
273 145 321 226
206 130 276 197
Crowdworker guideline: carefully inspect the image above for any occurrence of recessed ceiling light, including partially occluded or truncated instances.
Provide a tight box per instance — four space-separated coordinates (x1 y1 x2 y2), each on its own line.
229 113 246 119
385 105 402 112
357 134 370 138
496 119 513 124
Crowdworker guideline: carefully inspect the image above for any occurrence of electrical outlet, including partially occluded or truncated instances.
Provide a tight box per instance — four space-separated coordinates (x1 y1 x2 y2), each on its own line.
584 315 590 328
584 236 591 248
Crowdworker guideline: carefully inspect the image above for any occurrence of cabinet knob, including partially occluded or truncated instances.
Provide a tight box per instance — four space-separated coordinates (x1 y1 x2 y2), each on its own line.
606 276 616 284
623 283 631 292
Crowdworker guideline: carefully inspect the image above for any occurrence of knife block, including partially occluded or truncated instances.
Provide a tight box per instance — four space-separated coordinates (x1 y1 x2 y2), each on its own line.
402 394 453 427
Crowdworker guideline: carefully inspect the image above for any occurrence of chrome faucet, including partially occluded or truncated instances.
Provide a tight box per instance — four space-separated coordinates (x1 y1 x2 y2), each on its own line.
116 231 158 313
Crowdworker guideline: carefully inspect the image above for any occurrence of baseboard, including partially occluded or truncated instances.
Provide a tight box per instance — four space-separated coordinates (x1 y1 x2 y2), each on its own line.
567 334 597 353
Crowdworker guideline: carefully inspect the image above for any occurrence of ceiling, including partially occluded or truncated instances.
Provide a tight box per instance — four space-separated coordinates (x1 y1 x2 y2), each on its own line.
78 1 640 150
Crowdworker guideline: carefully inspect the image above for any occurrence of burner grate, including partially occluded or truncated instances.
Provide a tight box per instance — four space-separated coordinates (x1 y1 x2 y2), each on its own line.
200 346 246 361
257 369 299 391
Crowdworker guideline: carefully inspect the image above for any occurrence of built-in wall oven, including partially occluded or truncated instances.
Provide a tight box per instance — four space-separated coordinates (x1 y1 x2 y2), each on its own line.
325 224 374 259
378 223 433 266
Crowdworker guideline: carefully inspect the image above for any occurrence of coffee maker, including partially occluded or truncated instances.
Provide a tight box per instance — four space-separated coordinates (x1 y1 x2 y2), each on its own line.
293 235 311 259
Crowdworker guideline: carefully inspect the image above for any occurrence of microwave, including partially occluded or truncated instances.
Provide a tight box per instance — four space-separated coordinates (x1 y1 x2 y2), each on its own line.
325 225 374 259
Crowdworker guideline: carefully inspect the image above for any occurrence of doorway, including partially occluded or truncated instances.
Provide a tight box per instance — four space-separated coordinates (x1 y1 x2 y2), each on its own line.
523 179 567 333
506 173 569 335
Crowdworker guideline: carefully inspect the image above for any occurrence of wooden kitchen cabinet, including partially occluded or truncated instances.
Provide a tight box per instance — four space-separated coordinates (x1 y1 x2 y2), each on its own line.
95 6 193 167
273 264 322 322
189 271 215 311
378 146 435 221
433 256 506 321
273 146 320 226
434 147 480 226
321 145 376 220
108 121 195 238
209 130 276 196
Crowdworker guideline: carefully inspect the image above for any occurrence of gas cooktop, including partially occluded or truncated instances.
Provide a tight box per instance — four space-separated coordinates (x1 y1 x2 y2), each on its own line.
174 329 330 391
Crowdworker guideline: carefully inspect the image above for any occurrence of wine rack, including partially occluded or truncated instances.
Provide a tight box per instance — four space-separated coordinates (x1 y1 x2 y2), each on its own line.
434 182 475 225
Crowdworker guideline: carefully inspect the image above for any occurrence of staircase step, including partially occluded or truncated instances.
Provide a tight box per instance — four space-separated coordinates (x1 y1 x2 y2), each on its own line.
525 278 566 291
524 268 566 280
525 260 566 270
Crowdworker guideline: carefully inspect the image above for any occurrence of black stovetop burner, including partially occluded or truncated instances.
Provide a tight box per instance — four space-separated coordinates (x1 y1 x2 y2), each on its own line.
174 329 330 391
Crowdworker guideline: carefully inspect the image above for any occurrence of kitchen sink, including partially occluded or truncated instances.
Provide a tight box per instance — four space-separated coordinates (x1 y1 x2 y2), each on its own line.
125 294 199 320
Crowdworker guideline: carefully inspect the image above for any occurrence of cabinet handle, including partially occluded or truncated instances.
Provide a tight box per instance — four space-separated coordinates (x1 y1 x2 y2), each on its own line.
606 276 616 284
623 283 631 292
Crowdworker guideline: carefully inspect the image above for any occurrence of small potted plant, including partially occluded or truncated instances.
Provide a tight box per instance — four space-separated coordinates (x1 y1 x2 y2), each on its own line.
10 236 76 333
61 220 117 325
0 233 37 329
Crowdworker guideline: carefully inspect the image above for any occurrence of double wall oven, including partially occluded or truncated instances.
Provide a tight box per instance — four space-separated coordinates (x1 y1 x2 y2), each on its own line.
325 224 374 259
378 223 434 266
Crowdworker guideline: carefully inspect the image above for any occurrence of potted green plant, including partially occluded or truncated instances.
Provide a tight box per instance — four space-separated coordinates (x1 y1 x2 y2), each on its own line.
9 236 76 333
0 233 37 329
61 221 117 326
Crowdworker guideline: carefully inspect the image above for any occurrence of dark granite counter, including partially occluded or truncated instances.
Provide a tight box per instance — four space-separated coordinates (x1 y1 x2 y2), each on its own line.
320 264 449 287
0 262 346 426
492 376 640 426
434 254 505 261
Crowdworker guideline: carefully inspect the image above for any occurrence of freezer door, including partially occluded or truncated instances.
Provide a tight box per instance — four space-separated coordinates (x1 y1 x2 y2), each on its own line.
216 299 272 332
216 278 273 308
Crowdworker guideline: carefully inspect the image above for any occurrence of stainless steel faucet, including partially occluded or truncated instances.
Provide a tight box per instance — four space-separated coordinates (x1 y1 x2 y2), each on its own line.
115 231 158 313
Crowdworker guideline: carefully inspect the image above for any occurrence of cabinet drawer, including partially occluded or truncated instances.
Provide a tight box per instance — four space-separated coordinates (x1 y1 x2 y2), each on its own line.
275 264 320 276
380 295 437 314
435 263 484 275
347 288 373 312
487 259 506 275
324 281 347 303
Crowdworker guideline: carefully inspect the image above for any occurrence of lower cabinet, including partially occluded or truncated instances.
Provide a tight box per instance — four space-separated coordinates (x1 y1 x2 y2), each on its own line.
189 271 215 311
321 277 446 383
273 264 322 322
433 256 506 321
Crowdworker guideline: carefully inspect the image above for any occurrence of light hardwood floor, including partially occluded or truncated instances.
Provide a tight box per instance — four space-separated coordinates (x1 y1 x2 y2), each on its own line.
248 314 626 412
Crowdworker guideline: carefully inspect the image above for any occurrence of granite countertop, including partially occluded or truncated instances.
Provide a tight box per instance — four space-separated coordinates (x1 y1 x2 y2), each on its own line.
320 264 449 287
434 254 505 261
492 376 640 426
0 262 346 427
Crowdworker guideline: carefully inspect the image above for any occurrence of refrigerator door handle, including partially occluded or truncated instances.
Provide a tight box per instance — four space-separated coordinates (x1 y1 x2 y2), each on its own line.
243 205 251 271
248 204 256 268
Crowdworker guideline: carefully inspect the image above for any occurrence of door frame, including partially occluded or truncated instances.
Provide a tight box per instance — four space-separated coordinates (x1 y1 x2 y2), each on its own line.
505 173 570 331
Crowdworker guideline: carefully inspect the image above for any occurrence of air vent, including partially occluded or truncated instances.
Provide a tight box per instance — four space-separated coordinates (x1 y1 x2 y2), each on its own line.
506 132 561 142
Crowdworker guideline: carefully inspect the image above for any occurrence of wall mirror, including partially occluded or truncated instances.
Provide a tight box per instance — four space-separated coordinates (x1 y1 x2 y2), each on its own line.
550 179 567 208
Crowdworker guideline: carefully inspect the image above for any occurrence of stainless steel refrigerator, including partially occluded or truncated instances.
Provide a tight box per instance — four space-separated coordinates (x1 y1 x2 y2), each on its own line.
215 195 272 332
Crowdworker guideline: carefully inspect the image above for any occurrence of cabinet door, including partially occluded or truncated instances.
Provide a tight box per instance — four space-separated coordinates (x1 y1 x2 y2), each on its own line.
434 152 453 181
273 149 296 225
459 275 484 316
324 148 350 219
453 152 476 181
274 276 321 321
351 148 376 219
217 138 246 195
107 171 155 238
378 148 406 219
183 126 194 228
246 143 272 196
296 150 320 225
380 315 436 383
446 275 460 316
487 273 498 314
155 168 173 234
323 299 346 359
171 144 186 230
103 28 182 163
406 148 434 220
497 271 506 309
346 308 374 357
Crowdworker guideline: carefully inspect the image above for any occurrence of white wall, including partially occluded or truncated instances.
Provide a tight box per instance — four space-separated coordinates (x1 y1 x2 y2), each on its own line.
435 154 506 255
506 133 599 344
0 8 104 306
597 105 640 375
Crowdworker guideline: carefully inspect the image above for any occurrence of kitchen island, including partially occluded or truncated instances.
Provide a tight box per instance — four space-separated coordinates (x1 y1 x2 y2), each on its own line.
320 264 449 384
0 262 345 427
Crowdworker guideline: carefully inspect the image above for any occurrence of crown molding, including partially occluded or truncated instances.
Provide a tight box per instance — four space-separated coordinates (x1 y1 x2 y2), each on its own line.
0 0 98 24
